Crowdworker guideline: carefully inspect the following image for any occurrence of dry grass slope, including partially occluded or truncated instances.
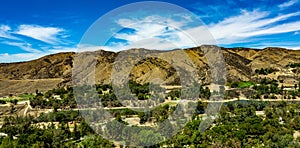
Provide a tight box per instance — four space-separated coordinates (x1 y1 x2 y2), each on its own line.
0 46 299 96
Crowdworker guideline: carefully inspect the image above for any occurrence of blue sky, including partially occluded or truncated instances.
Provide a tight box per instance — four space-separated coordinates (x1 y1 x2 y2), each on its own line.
0 0 300 62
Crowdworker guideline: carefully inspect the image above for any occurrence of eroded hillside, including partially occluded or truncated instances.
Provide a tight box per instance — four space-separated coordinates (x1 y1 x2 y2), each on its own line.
0 45 299 96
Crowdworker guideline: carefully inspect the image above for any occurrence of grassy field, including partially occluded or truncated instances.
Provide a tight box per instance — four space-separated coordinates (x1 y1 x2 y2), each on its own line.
0 93 34 103
18 93 34 101
238 81 255 88
230 81 255 88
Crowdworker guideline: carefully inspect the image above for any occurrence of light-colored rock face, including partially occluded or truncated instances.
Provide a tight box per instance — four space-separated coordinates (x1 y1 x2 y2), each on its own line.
0 46 300 96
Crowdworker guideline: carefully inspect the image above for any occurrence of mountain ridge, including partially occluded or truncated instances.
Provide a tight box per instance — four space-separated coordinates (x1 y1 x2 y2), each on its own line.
0 45 299 96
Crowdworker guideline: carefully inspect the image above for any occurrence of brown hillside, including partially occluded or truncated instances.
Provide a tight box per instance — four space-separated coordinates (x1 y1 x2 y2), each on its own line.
0 46 299 96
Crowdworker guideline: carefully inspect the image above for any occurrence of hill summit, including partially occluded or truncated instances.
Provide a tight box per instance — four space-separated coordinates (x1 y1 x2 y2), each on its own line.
0 45 299 96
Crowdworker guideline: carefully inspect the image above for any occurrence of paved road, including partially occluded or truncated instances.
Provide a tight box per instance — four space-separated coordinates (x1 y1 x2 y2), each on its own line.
50 97 300 113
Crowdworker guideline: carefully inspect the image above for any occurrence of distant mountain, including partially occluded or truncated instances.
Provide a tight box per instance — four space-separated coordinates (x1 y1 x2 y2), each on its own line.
0 45 299 96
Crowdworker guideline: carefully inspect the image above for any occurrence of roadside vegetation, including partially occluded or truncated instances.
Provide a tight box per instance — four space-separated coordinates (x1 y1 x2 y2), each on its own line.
0 79 299 147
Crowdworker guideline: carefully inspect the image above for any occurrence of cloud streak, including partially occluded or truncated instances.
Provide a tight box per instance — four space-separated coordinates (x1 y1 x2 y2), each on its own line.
208 10 300 44
0 52 47 63
0 25 19 40
0 46 78 63
108 15 215 50
106 9 300 50
0 24 72 62
15 25 65 44
2 41 41 53
279 0 298 9
2 1 300 63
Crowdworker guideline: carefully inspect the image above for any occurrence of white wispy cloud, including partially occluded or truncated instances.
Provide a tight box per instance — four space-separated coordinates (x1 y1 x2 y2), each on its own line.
2 41 42 53
3 6 300 63
0 24 72 62
15 24 65 44
0 25 19 40
114 15 192 44
0 46 79 63
208 10 300 44
109 15 215 50
279 0 298 9
0 25 10 32
0 52 48 63
107 10 300 50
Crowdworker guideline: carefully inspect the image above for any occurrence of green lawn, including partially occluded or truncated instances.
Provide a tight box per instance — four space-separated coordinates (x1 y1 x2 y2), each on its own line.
0 93 33 103
1 97 15 102
230 81 255 88
18 93 34 101
238 81 255 88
